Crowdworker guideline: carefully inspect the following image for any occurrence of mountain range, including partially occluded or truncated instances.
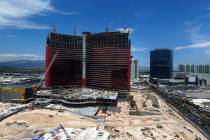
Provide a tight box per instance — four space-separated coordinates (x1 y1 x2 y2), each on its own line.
0 60 45 68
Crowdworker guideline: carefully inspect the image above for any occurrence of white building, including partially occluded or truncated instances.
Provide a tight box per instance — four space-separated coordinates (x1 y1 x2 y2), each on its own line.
131 59 139 81
178 64 210 74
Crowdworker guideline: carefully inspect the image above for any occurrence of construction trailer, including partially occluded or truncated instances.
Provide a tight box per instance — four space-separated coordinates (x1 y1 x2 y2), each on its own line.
46 31 131 91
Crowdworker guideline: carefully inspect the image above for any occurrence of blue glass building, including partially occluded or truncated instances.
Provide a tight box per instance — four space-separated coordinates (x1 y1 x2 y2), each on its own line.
150 49 173 79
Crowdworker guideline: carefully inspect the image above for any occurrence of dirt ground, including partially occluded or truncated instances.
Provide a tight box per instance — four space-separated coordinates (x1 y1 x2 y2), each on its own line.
0 88 208 140
0 102 15 109
0 109 97 139
98 89 208 140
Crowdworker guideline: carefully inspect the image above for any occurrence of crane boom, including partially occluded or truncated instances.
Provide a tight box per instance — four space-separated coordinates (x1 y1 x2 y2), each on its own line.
34 50 58 90
59 124 71 139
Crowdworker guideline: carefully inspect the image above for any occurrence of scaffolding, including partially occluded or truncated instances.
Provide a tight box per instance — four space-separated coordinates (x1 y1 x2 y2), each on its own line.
35 88 118 107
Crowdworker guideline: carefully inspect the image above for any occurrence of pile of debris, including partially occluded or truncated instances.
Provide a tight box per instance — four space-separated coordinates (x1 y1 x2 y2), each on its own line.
141 127 155 139
128 95 140 115
146 94 160 108
105 126 134 139
6 120 30 128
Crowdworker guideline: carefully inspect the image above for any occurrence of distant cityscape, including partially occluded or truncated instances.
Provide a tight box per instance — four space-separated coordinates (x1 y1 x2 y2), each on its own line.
178 64 210 74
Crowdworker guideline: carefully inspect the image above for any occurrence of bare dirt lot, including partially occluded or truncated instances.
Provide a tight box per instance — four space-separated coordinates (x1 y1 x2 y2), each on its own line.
98 89 208 140
0 109 97 139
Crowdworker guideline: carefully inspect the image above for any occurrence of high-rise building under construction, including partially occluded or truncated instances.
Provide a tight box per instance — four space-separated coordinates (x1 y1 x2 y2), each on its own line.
46 31 131 91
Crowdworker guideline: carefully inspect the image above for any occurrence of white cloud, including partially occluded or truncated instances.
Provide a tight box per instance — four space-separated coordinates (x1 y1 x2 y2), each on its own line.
7 34 16 38
176 18 210 51
131 46 148 52
185 25 207 43
206 50 210 54
118 27 134 34
53 11 79 15
0 53 43 61
175 41 210 50
0 0 77 29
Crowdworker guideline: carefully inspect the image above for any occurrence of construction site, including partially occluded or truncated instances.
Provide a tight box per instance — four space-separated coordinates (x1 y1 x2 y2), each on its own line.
0 82 208 139
0 31 208 139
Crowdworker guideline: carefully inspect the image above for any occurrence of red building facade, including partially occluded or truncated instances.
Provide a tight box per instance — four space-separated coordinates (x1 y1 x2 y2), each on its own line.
46 32 130 91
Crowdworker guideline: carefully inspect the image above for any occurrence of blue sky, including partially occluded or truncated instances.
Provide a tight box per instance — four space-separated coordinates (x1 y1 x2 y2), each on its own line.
0 0 210 67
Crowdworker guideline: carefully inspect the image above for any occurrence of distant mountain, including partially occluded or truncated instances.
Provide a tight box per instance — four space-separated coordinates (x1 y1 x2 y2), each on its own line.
0 60 45 68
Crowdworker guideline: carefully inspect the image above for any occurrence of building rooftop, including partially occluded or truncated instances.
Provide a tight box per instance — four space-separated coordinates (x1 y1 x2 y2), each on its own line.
152 48 173 51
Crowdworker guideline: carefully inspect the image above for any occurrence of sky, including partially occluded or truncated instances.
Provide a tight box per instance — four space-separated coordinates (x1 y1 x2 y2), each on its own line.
0 0 210 67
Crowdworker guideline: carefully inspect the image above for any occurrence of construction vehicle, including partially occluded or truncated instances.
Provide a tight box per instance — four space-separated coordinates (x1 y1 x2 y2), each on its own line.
58 106 64 112
32 128 46 140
